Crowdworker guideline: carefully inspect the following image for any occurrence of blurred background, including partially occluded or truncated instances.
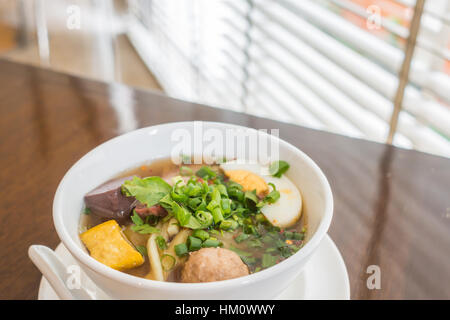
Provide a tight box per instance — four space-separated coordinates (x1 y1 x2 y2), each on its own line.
0 0 449 157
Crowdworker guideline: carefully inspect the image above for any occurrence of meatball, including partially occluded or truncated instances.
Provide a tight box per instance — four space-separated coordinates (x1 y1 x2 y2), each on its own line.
181 247 249 283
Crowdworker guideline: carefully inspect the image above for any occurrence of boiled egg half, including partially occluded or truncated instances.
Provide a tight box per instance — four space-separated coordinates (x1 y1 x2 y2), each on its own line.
220 161 302 228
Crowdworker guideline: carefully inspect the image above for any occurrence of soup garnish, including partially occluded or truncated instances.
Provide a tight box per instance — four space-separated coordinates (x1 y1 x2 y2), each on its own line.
79 159 306 282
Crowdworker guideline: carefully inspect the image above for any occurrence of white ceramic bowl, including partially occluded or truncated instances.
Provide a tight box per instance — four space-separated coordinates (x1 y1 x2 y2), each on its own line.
53 121 333 299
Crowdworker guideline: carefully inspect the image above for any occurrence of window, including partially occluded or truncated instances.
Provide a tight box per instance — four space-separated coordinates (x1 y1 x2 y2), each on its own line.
126 0 450 157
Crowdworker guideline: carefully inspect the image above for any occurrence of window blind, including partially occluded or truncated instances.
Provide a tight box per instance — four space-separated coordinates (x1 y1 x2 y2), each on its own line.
126 0 450 157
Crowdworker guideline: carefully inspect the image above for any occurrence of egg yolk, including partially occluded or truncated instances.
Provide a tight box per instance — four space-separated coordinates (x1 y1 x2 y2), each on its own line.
224 170 269 196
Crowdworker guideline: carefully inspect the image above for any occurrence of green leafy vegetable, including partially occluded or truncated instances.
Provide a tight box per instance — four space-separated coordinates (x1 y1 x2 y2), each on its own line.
122 176 171 207
269 160 290 178
264 183 280 204
131 211 144 225
131 224 160 234
83 207 91 215
130 211 160 234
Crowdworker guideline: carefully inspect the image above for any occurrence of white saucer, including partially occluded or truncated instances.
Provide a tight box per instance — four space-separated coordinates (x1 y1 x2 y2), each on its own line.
38 234 350 300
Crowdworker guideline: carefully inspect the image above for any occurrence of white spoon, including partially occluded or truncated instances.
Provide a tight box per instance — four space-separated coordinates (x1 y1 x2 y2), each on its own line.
28 245 94 300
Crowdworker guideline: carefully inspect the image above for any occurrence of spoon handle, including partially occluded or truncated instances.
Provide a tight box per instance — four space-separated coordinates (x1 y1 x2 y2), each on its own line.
28 245 93 300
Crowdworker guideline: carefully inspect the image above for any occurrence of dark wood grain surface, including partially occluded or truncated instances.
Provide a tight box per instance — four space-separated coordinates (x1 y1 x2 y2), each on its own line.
0 59 449 300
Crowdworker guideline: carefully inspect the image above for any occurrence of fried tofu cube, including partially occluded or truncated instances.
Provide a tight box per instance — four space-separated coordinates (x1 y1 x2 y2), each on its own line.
80 220 144 271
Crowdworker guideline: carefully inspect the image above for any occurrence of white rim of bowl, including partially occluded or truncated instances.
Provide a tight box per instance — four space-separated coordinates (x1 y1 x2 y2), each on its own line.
53 121 333 291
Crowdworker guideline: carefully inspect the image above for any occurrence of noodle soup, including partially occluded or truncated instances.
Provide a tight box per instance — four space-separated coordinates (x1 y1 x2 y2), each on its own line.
79 158 306 283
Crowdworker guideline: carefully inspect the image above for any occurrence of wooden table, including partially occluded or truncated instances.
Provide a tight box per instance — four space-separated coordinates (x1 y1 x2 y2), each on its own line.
0 59 449 300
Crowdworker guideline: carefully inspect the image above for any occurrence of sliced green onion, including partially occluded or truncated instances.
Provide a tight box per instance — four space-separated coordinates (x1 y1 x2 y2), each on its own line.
261 234 275 244
228 188 244 202
207 197 224 224
161 254 176 271
243 224 258 235
208 187 225 224
244 190 259 205
201 181 209 194
229 246 252 257
186 184 202 197
187 236 202 251
220 219 238 230
264 189 280 204
206 199 219 211
171 176 186 187
135 245 147 257
293 232 304 240
279 246 293 258
187 197 202 210
194 210 213 228
216 184 228 197
192 229 210 241
171 187 188 203
221 198 231 214
155 236 167 250
255 213 266 223
248 239 263 248
202 239 221 248
284 231 294 239
175 243 189 256
262 253 278 268
275 239 287 248
240 256 257 266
